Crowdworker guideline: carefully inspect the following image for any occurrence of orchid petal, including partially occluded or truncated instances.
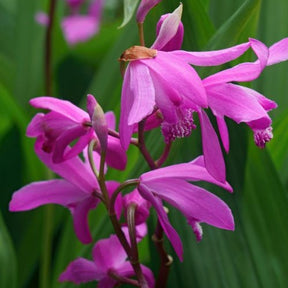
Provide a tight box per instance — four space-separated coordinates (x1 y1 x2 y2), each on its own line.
198 110 226 183
138 183 183 260
203 38 269 86
119 65 135 150
9 179 86 211
59 258 101 284
268 37 288 65
216 116 230 153
151 4 183 51
142 52 207 107
127 62 155 125
145 178 234 231
61 15 99 45
155 13 184 51
70 196 99 244
29 97 88 122
26 113 45 137
35 137 98 192
170 42 251 66
136 0 162 23
92 235 127 270
105 111 116 130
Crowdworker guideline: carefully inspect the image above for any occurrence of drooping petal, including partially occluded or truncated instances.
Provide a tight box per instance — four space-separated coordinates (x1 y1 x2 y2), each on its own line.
145 178 234 231
119 65 136 150
138 183 183 260
198 110 226 183
9 179 86 211
70 196 99 244
61 15 99 45
59 258 101 284
92 235 127 270
267 37 288 65
170 42 250 66
29 97 88 122
155 13 184 51
151 4 183 51
26 113 45 137
127 62 155 126
136 0 162 23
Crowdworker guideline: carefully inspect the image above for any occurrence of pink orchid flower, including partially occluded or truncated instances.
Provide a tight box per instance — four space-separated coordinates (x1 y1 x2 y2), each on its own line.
136 0 162 23
9 137 122 244
59 227 154 287
138 155 234 261
119 4 254 182
27 95 127 170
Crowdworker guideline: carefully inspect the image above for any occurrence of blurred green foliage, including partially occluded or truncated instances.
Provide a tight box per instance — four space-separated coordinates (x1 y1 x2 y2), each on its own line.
0 0 288 287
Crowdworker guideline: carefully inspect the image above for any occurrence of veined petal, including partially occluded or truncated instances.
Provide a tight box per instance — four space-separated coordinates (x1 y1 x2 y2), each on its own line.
35 137 98 192
146 178 234 230
268 37 288 65
142 51 207 107
9 179 86 211
127 62 155 125
61 15 99 45
198 110 226 183
70 196 99 244
170 42 250 66
151 4 182 51
138 183 183 260
119 65 135 150
30 97 88 122
136 0 162 23
59 258 101 284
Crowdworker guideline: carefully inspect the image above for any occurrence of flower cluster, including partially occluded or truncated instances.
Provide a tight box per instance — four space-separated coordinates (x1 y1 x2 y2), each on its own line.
11 1 288 287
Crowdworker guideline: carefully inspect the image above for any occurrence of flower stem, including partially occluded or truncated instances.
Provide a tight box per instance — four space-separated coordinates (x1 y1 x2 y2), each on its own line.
138 22 145 46
127 204 148 288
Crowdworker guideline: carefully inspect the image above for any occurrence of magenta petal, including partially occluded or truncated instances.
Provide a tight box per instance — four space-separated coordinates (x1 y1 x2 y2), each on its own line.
138 183 183 260
151 4 183 51
142 52 207 107
170 42 250 66
268 37 288 65
128 62 155 125
119 65 135 150
92 235 127 270
59 258 100 284
198 110 226 183
30 97 88 122
136 0 162 23
216 116 230 153
105 111 116 130
70 196 99 244
9 179 86 211
61 15 98 45
146 178 234 231
26 113 45 137
155 13 184 51
35 137 98 192
106 181 122 220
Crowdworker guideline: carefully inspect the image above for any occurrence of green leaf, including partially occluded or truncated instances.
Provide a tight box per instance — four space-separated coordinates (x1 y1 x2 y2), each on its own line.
118 0 140 29
0 211 17 288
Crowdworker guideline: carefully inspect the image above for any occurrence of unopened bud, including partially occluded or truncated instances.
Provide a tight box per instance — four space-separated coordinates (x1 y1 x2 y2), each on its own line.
87 94 108 151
